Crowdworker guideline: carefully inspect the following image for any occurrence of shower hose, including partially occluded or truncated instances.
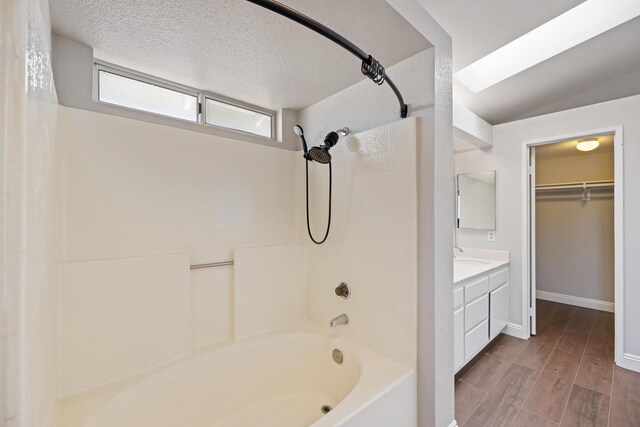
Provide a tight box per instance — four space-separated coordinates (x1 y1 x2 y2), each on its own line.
305 159 332 245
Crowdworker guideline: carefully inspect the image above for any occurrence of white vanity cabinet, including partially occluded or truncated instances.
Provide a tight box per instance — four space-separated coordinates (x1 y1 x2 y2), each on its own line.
489 268 510 341
453 265 510 373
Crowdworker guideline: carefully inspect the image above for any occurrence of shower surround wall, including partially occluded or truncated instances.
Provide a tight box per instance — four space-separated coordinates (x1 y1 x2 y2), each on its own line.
299 46 454 425
56 110 419 398
298 49 440 412
1 0 60 425
56 43 445 424
57 107 301 395
303 119 418 367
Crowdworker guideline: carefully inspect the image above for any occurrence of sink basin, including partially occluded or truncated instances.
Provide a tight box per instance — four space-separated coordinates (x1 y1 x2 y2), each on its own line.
454 259 490 266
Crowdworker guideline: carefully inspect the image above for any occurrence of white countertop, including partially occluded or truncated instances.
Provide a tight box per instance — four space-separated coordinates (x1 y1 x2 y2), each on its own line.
453 248 510 284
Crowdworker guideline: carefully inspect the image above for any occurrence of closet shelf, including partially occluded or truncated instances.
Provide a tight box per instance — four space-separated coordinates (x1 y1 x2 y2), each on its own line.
535 180 614 191
536 180 613 202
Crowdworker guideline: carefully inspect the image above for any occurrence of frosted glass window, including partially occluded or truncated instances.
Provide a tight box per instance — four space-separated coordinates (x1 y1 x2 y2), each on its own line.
98 70 198 122
205 98 272 138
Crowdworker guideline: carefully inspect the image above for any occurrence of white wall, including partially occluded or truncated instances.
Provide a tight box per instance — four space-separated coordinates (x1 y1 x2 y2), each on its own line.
536 147 614 303
453 100 493 148
300 51 431 364
303 118 418 367
59 254 191 395
1 0 60 425
234 244 306 340
300 40 456 427
57 106 302 394
299 51 432 144
455 93 640 358
59 107 300 263
388 7 455 426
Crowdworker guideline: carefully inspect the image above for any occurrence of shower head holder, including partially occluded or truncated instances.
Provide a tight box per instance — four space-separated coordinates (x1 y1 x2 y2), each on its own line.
293 125 349 164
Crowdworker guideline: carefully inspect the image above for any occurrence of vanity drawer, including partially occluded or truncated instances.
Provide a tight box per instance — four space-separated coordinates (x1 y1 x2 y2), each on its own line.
453 287 464 308
465 319 489 361
464 276 489 303
465 294 488 331
490 268 509 291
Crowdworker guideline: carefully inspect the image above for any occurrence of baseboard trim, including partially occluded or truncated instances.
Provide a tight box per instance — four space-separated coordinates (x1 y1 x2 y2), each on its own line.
536 290 614 313
503 322 528 340
619 353 640 373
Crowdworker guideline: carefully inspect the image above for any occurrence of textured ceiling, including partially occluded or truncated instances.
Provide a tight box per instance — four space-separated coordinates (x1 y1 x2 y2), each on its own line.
49 0 430 111
421 0 640 124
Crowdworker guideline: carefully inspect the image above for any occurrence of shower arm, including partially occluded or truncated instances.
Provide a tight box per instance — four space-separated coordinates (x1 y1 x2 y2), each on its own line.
246 0 409 119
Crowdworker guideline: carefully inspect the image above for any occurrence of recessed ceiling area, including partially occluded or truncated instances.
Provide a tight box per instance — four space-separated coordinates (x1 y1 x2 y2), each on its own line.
421 0 640 124
49 0 430 111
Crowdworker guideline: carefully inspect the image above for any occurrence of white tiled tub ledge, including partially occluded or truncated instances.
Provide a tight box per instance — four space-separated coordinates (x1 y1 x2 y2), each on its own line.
59 324 415 427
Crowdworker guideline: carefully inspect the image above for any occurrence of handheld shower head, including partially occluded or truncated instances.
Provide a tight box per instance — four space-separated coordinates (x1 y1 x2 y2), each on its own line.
307 146 332 164
293 125 309 158
293 125 348 164
306 131 339 164
297 127 350 245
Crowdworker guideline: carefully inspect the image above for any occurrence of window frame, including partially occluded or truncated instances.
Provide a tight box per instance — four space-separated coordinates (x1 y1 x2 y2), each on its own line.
202 96 275 140
93 61 276 140
94 61 201 124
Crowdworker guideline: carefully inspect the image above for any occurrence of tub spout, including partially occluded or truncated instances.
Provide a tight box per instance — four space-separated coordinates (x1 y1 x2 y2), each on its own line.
329 314 349 328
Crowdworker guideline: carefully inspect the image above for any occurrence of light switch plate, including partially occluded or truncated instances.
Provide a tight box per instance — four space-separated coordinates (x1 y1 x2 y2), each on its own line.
488 231 496 241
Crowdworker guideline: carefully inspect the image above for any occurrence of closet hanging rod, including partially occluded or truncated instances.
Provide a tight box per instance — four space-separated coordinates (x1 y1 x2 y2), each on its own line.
245 0 408 118
536 180 614 191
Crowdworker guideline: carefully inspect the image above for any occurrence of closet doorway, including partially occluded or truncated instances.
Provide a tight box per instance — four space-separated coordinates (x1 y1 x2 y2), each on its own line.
522 127 624 367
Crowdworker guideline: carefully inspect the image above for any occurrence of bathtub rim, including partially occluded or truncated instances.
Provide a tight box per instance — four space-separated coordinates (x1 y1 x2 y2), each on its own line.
58 322 415 427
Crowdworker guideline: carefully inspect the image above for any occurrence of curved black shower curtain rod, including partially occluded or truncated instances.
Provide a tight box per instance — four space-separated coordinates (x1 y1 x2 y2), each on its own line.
245 0 409 119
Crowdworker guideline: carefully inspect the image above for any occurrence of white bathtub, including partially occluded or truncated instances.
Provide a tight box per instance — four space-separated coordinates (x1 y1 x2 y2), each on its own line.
59 330 416 427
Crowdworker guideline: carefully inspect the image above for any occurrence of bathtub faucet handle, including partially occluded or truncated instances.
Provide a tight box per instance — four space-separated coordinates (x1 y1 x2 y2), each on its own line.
329 313 349 328
335 282 351 299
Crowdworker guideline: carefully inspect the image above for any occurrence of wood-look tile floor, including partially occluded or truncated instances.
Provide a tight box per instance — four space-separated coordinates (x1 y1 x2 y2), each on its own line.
455 300 640 426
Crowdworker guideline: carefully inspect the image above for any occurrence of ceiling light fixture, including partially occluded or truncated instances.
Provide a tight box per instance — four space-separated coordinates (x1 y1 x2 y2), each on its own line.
576 139 599 152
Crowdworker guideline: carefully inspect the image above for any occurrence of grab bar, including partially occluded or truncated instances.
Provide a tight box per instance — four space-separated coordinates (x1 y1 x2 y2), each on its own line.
190 261 234 270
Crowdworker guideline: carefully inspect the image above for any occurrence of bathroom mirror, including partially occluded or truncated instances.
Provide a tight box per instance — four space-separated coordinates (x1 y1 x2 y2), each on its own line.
457 170 496 230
